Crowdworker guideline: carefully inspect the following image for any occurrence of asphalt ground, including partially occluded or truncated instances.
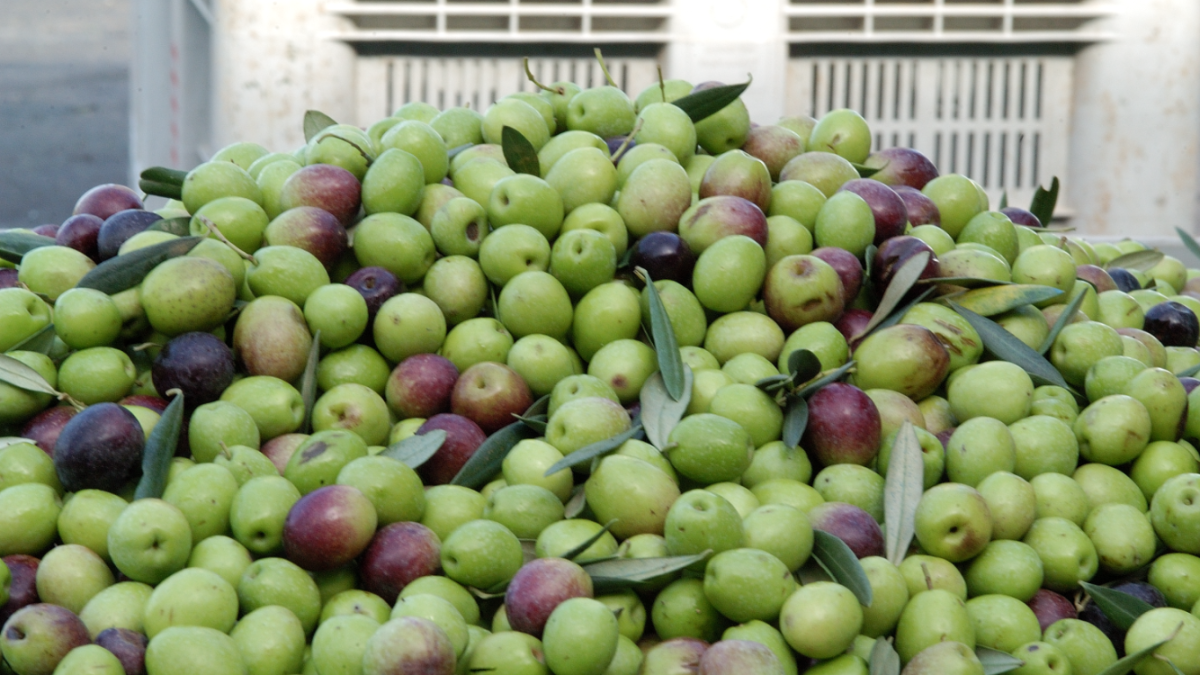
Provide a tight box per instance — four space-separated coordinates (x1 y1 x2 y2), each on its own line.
0 0 130 228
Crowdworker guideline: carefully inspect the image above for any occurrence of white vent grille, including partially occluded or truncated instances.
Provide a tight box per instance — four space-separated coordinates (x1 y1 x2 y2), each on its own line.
355 55 662 124
328 0 672 43
787 56 1073 210
787 1 1115 42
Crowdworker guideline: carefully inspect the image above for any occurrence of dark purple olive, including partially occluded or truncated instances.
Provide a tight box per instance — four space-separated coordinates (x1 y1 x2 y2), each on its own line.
1143 301 1200 347
1109 268 1142 293
1000 207 1042 228
97 209 162 261
893 185 941 227
629 231 695 287
1180 376 1200 394
606 136 633 160
56 214 104 261
54 403 145 492
872 235 939 300
0 269 19 289
838 178 908 245
345 266 405 321
152 332 236 408
96 628 149 675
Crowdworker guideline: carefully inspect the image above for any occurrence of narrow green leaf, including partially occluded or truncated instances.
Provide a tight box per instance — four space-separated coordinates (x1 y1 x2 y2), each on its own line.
950 303 1072 390
514 414 547 434
139 179 183 201
670 78 751 123
640 367 693 451
782 396 808 450
381 429 447 469
1105 250 1164 273
544 424 645 477
1037 284 1090 355
955 284 1064 317
999 191 1009 210
1178 362 1200 378
1080 582 1154 631
563 520 618 562
811 530 873 606
299 330 321 434
140 166 189 186
1175 227 1200 262
859 251 931 338
865 287 935 338
1161 658 1188 675
787 349 823 382
452 421 539 488
468 585 507 600
583 552 711 593
863 244 878 294
638 269 685 400
148 217 192 236
918 276 1013 288
1029 176 1060 226
135 392 185 500
868 638 901 675
976 647 1024 675
304 110 339 143
447 143 474 160
524 394 550 418
75 236 203 295
501 126 540 176
795 360 857 399
564 485 588 519
0 230 56 263
6 324 56 355
0 354 60 396
852 163 881 178
885 421 924 567
755 374 793 394
1093 638 1171 675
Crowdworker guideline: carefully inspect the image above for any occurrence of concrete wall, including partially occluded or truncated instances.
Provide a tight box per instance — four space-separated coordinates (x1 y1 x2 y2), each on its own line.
1069 0 1200 238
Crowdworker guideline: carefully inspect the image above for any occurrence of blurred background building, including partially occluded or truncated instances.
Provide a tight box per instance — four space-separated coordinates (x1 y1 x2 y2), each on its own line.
3 0 1198 244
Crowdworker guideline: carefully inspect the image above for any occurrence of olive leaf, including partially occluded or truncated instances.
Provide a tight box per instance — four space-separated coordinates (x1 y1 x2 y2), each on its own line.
1080 582 1154 631
868 638 901 675
140 166 189 187
865 287 935 338
1174 227 1200 262
134 391 185 500
953 284 1064 317
950 303 1073 391
637 269 685 401
0 354 61 397
641 367 693 451
1093 637 1173 675
1160 658 1188 675
564 485 588 519
1105 250 1164 273
6 324 56 355
514 414 547 434
452 421 539 488
299 330 321 434
75 236 203 295
0 230 56 263
524 394 550 418
543 423 645 477
562 520 618 562
782 396 808 450
999 191 1009 210
794 360 857 399
852 163 881 179
148 217 192 236
1029 176 1060 226
380 429 447 469
857 251 931 339
787 348 823 381
811 530 873 606
670 77 751 123
755 374 793 394
513 395 551 433
1178 362 1200 378
884 421 924 567
447 143 474 160
582 551 711 593
976 647 1024 675
1037 284 1090 355
139 179 182 200
303 110 339 143
501 126 540 176
918 276 1013 288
